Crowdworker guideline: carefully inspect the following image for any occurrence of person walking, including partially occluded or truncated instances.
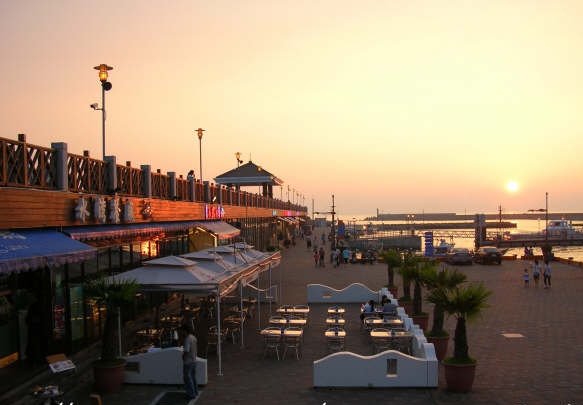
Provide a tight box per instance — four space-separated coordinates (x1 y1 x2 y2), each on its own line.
181 324 198 401
532 259 541 287
313 250 319 267
318 247 325 267
343 248 350 264
543 260 552 288
523 268 530 287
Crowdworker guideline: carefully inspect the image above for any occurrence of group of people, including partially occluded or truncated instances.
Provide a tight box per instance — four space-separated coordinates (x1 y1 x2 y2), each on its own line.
523 259 552 288
359 295 398 321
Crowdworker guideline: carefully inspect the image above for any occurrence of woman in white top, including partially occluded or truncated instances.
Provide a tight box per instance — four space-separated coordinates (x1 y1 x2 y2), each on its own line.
532 259 541 287
543 260 551 288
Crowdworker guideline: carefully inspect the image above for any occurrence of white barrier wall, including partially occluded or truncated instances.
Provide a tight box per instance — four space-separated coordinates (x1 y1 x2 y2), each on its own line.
313 343 438 388
123 347 208 385
306 283 379 303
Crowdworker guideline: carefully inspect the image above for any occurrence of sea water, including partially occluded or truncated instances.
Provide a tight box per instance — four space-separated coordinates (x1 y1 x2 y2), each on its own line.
353 219 583 262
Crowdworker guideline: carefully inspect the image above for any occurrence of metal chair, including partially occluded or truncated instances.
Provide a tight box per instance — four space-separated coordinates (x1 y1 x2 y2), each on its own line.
325 328 345 353
263 327 282 360
282 327 302 360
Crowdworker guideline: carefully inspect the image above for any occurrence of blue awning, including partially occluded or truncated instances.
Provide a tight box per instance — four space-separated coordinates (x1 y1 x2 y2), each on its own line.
0 230 97 274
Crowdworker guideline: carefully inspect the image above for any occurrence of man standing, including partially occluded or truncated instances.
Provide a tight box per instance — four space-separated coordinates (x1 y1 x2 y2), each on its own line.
181 324 198 400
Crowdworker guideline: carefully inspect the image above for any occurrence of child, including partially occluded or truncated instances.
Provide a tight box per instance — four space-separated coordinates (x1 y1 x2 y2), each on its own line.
523 268 530 287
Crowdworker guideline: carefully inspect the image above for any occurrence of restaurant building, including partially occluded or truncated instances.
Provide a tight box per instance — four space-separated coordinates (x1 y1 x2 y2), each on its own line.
0 134 306 372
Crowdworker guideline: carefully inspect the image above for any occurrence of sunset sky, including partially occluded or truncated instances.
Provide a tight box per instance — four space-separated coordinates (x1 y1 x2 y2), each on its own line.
2 1 582 219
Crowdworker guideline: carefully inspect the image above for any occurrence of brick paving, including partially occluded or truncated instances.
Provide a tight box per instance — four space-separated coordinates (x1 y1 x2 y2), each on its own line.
15 231 583 404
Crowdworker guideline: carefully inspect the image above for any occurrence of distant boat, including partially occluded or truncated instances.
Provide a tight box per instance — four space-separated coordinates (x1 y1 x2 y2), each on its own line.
542 219 583 238
433 239 455 256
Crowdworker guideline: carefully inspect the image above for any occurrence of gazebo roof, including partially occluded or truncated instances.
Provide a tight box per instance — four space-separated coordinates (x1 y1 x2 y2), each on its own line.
214 161 283 187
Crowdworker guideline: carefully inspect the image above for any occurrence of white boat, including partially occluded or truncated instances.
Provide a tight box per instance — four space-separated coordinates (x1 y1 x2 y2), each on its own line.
433 239 455 256
542 219 583 239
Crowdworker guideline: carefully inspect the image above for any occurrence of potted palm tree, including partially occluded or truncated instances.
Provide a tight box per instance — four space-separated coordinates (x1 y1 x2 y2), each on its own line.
409 258 438 331
84 276 139 393
378 249 401 297
424 267 467 361
396 252 416 314
442 282 492 392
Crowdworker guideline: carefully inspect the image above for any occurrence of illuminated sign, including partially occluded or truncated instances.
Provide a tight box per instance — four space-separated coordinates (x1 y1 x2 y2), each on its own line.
205 204 225 219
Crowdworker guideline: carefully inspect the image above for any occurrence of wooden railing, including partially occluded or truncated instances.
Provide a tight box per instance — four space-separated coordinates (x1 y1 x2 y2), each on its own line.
0 135 305 212
0 135 57 189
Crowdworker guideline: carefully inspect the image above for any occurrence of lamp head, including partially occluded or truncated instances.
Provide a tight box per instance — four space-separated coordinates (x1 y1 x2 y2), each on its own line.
196 128 205 140
94 64 113 82
90 103 99 110
235 152 241 161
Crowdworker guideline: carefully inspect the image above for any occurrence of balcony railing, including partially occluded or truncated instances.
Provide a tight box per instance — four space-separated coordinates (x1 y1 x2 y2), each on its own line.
0 135 305 212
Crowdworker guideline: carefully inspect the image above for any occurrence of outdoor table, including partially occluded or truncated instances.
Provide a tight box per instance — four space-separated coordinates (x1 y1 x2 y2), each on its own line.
363 317 404 329
159 315 182 325
136 328 163 345
324 329 347 338
223 315 245 324
261 327 303 338
276 305 310 315
327 306 345 314
369 330 413 354
268 317 307 327
325 317 346 326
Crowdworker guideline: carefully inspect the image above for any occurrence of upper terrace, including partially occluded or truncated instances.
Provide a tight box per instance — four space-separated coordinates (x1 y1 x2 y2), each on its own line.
0 134 307 229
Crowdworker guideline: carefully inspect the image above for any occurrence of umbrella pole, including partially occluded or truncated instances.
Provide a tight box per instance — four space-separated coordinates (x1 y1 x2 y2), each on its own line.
118 307 122 358
216 286 223 376
268 262 272 315
240 281 244 349
257 267 261 331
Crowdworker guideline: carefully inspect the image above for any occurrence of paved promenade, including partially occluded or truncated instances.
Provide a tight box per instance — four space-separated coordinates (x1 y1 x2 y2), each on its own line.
13 233 583 404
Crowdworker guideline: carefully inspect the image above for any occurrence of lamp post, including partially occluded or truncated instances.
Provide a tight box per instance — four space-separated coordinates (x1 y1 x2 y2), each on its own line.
528 191 549 240
92 64 113 159
235 152 243 168
196 128 205 180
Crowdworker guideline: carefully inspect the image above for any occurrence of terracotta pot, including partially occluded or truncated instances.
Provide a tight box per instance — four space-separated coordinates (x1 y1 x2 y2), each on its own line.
443 361 476 393
412 314 429 331
426 335 449 361
400 300 413 315
93 360 126 393
388 287 398 298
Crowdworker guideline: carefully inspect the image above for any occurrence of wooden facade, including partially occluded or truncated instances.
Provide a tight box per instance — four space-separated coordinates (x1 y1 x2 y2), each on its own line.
0 134 307 230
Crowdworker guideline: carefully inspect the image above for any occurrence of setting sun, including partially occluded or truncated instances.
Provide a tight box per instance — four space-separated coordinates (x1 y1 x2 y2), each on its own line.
506 180 519 193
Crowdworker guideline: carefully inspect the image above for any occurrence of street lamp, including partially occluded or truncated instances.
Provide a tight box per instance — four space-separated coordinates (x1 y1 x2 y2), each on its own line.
528 192 549 240
196 128 205 180
235 152 243 168
92 64 113 159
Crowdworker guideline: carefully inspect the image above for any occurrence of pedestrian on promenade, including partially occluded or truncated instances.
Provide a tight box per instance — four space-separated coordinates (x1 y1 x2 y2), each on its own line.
335 248 341 267
313 250 319 267
532 259 541 287
523 268 530 287
343 248 350 264
543 260 552 288
318 247 325 267
181 324 198 401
